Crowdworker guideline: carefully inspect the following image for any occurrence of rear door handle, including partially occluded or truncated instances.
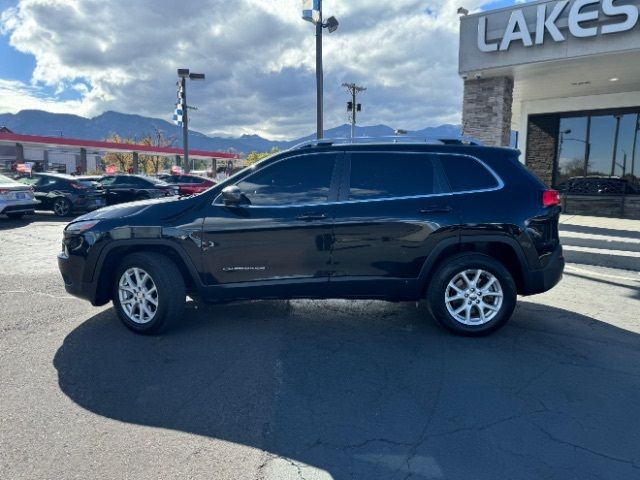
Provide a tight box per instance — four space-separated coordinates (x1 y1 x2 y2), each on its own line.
419 206 453 214
296 213 327 221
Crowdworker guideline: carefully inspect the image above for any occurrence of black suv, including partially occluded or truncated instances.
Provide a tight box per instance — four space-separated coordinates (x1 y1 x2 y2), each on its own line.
18 173 106 216
58 142 564 336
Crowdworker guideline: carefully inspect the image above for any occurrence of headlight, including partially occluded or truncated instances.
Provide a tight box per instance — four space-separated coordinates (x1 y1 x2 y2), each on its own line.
66 220 100 233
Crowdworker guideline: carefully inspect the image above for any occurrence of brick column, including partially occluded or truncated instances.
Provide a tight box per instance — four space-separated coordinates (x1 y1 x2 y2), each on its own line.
525 114 560 187
462 76 514 147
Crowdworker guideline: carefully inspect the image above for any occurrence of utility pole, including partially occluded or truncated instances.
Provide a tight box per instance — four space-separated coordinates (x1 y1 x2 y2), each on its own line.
342 82 366 140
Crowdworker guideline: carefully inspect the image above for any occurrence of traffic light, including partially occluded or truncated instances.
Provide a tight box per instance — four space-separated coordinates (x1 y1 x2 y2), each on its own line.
347 101 353 111
357 103 362 112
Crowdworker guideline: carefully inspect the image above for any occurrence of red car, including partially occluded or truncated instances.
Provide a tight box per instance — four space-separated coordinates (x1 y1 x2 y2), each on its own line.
157 174 215 195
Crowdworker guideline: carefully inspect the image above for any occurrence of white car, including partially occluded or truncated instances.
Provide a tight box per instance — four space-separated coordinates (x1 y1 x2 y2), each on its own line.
0 173 39 219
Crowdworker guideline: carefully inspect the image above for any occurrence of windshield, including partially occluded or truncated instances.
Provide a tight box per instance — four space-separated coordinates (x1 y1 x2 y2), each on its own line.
141 176 165 185
17 176 39 186
0 174 18 185
99 176 117 185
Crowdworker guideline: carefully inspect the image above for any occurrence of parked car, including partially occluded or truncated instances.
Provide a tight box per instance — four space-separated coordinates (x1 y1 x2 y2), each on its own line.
558 176 639 195
98 174 178 205
0 173 38 219
58 141 564 336
17 173 106 217
76 175 104 183
157 174 215 195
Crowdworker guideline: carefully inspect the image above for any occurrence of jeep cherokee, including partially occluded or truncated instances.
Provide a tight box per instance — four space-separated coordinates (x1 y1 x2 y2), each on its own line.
58 141 564 336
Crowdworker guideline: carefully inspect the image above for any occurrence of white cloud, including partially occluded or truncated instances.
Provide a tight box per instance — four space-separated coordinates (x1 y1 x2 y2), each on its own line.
0 0 491 138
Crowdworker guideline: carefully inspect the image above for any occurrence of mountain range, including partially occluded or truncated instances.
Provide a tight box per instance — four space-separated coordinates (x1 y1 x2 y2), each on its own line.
0 110 462 155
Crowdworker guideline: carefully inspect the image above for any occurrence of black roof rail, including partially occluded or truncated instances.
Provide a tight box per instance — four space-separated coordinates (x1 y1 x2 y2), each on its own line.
291 135 484 150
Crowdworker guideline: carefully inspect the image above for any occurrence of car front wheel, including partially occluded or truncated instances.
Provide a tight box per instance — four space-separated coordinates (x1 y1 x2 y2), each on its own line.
427 253 517 336
113 252 186 334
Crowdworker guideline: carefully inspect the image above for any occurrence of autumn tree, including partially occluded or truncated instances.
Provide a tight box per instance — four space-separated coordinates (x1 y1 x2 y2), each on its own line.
103 134 134 172
103 129 177 174
246 147 280 166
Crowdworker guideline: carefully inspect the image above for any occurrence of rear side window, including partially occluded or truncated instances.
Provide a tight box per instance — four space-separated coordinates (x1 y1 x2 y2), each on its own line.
349 153 439 200
440 155 498 192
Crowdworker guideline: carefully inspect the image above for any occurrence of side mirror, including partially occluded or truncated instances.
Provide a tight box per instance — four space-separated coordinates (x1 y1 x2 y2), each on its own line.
221 185 244 205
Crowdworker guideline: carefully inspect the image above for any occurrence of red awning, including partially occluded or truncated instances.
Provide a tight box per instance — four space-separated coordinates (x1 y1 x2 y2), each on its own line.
0 132 241 160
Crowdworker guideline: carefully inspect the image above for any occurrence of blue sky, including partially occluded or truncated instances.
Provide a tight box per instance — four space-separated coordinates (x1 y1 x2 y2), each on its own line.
0 0 525 138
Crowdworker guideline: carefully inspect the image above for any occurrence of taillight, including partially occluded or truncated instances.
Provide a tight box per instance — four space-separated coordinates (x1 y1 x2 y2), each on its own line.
542 189 560 207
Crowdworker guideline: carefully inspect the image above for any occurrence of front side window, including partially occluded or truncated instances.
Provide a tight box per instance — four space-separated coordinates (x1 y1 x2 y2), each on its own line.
348 153 438 200
235 154 336 206
440 155 498 192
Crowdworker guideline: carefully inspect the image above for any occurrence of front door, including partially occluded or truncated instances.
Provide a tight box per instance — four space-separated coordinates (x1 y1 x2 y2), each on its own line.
200 152 341 300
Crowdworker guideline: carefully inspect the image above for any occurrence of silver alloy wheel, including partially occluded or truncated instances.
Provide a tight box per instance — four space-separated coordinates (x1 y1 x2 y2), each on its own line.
444 269 504 326
118 267 159 324
53 198 70 216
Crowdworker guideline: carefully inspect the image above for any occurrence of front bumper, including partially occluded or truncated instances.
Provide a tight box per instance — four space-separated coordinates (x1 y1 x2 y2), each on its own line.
521 244 565 295
58 250 101 305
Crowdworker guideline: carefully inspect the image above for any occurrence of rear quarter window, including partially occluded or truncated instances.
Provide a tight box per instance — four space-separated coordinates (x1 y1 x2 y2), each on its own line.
440 155 498 192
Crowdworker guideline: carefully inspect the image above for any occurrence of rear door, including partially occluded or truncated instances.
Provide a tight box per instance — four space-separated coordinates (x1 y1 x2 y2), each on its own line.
200 152 341 299
329 151 459 297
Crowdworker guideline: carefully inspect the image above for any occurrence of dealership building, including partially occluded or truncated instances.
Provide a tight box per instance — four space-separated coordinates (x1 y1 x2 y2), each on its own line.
459 0 640 211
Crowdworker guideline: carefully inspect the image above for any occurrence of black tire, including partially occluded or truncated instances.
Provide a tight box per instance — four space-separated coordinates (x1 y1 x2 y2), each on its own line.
135 193 150 201
52 197 72 217
112 252 186 334
6 212 25 219
427 253 517 336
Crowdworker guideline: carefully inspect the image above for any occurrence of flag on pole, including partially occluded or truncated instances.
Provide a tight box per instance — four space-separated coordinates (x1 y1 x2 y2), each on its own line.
173 105 183 126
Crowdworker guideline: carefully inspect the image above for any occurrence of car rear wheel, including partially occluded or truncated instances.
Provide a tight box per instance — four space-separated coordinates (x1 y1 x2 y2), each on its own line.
427 253 517 336
135 193 150 201
113 252 185 334
52 197 72 217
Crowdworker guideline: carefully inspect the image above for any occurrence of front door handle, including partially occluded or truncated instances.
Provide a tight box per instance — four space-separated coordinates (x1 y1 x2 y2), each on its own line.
419 206 453 214
296 213 327 221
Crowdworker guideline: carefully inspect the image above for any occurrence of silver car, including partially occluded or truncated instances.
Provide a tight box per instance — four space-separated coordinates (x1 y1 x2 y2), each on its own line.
0 173 39 219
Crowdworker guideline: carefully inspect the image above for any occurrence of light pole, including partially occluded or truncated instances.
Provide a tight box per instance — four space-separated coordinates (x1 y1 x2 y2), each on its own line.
560 128 591 175
303 1 339 139
176 68 205 173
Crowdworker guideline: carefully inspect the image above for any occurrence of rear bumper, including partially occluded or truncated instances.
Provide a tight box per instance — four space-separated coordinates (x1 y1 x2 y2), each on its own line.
521 245 565 295
73 196 106 212
0 199 38 215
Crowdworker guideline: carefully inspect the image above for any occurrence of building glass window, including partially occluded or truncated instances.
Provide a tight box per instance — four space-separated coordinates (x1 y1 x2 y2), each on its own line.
587 115 617 177
557 117 588 187
614 114 639 181
554 109 640 189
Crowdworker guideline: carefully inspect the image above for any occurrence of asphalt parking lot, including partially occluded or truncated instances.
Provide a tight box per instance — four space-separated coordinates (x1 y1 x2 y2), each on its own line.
1 213 640 480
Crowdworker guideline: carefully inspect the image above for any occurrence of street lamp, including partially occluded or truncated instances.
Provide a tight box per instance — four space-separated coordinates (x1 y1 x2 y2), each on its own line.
302 1 339 139
176 68 205 173
560 128 591 175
